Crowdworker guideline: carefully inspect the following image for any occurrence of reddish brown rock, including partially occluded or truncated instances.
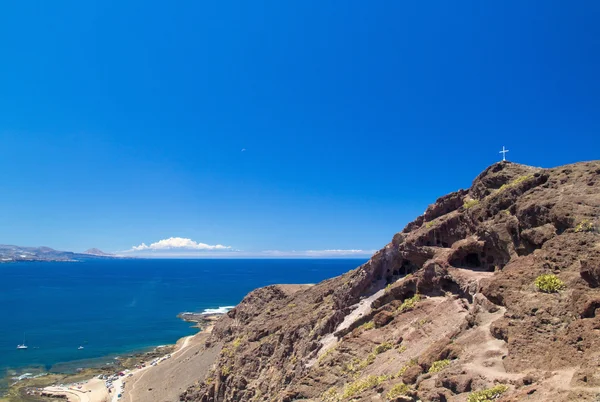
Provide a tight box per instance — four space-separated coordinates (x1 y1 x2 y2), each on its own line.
179 161 600 402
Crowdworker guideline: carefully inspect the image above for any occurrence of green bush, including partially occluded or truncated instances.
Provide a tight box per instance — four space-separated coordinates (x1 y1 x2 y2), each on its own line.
386 383 411 400
575 219 594 233
361 321 375 331
374 342 394 355
498 175 534 192
428 359 450 373
232 337 243 348
464 199 480 209
342 375 389 398
220 347 234 358
220 365 232 376
534 274 565 293
341 353 376 375
398 294 421 312
396 358 418 378
467 384 508 402
317 346 335 364
321 387 341 402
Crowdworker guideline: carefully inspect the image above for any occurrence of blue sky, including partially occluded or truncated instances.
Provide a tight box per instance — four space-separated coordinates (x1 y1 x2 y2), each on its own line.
1 1 599 257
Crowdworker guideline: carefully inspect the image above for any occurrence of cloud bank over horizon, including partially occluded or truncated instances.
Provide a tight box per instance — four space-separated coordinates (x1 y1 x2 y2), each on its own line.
123 237 373 258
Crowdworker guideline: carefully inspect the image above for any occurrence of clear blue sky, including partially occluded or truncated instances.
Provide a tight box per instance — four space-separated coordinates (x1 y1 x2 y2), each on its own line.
1 1 598 256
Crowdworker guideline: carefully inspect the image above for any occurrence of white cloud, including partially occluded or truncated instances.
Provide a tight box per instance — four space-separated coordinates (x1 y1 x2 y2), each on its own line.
130 237 231 252
121 240 373 258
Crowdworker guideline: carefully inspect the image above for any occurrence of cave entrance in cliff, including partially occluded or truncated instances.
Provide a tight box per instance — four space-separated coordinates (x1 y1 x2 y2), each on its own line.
400 260 418 275
450 253 483 270
464 253 481 268
387 260 418 284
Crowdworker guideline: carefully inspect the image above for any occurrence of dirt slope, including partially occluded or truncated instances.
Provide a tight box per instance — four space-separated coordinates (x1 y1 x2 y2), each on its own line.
180 161 600 402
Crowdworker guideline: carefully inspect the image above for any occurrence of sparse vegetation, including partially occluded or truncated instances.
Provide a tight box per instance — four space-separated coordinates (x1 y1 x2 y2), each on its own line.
415 318 429 328
342 353 376 376
428 359 451 373
512 175 534 185
221 365 232 376
318 346 336 364
396 365 409 377
534 274 565 293
498 175 534 192
464 199 480 209
398 294 421 312
360 353 377 368
425 221 435 229
386 383 411 400
575 219 595 233
374 342 394 355
396 345 407 353
321 387 341 402
232 337 243 348
467 384 509 402
222 336 244 358
396 358 417 377
361 321 375 331
342 375 389 398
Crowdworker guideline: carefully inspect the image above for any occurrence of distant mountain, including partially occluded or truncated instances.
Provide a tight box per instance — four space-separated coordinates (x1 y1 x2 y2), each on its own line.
0 245 117 263
83 248 115 257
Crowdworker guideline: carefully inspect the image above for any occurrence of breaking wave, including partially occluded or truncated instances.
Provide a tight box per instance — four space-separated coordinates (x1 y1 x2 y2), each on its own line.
201 306 235 315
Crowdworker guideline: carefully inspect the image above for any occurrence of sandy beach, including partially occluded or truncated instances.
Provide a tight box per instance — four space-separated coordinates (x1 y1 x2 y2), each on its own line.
36 316 221 402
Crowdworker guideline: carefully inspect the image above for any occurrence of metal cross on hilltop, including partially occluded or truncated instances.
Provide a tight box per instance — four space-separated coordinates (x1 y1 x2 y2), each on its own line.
499 146 509 161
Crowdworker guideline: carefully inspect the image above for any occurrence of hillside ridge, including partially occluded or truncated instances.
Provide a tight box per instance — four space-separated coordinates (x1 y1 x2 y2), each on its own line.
180 161 600 402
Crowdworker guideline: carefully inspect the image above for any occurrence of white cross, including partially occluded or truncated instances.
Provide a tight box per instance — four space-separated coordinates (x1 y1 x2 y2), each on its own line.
499 146 509 161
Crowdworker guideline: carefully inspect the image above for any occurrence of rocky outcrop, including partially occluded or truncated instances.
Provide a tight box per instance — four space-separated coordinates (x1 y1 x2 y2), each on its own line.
180 161 600 402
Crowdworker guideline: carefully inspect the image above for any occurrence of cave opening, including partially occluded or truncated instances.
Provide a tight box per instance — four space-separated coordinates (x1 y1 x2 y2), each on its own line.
386 260 419 284
450 252 486 270
464 253 481 268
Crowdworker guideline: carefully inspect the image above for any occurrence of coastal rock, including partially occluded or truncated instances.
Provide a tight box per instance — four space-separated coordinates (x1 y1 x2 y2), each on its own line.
180 161 600 402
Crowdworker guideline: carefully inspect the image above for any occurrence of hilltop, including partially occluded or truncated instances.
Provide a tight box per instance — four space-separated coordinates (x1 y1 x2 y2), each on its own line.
102 160 595 402
176 161 600 402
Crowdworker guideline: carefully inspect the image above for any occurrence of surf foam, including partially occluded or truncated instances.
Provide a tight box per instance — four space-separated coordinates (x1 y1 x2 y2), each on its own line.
201 306 235 314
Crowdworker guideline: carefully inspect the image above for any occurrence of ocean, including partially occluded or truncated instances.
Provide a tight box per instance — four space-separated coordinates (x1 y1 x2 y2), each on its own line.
0 258 364 390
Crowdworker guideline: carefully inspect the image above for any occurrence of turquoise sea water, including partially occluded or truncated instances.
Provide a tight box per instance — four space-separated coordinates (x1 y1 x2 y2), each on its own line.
0 258 364 390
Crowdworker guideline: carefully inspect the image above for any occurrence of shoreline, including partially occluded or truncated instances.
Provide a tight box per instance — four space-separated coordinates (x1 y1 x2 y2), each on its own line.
2 313 224 402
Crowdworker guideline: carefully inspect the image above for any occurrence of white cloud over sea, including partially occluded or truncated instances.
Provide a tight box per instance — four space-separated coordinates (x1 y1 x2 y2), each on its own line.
129 237 232 252
122 238 374 258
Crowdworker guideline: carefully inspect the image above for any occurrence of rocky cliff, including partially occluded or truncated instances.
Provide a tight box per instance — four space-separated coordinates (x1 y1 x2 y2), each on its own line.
181 161 600 402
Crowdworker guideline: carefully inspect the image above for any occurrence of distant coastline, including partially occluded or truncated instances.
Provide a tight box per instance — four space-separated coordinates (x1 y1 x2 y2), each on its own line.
0 244 120 263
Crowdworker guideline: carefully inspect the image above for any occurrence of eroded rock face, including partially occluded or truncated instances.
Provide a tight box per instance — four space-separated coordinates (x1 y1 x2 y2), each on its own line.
181 161 600 402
